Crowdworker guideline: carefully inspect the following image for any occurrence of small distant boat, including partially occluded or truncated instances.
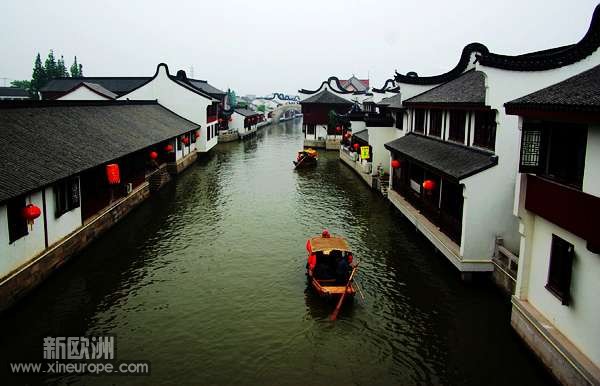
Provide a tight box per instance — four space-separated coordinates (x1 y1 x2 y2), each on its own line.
293 148 318 169
305 231 356 299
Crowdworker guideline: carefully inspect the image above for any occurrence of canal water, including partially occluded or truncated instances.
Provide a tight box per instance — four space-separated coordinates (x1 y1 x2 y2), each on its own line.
1 120 555 385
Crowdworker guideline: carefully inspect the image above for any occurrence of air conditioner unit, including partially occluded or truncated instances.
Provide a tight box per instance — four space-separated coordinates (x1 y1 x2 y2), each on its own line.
126 183 133 194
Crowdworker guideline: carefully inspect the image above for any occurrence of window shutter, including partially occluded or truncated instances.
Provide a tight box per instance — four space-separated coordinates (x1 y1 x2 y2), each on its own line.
54 184 65 217
69 177 80 208
519 126 543 174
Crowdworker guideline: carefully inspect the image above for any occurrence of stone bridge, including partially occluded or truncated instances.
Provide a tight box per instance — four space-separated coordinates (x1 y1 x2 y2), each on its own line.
270 104 301 122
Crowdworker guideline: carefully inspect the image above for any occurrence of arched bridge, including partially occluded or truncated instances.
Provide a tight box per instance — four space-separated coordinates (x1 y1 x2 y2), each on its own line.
270 104 301 122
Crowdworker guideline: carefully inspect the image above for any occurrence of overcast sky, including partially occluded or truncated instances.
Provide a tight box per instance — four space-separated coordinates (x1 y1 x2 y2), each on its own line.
1 0 598 96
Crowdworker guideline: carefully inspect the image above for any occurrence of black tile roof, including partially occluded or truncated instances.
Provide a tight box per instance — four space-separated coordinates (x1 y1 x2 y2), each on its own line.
0 87 29 97
378 93 403 109
41 77 149 95
299 77 354 95
0 101 198 202
353 129 369 142
300 89 353 105
234 108 260 116
384 133 498 181
77 82 118 99
505 64 600 112
372 79 400 93
404 70 486 106
188 79 226 97
393 4 600 85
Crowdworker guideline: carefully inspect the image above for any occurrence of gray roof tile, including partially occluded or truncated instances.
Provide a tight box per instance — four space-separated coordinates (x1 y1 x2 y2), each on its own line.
404 70 486 106
0 101 198 202
384 133 498 180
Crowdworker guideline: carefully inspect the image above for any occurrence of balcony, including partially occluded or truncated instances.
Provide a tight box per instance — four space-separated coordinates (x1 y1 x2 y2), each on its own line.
207 115 217 124
525 175 600 253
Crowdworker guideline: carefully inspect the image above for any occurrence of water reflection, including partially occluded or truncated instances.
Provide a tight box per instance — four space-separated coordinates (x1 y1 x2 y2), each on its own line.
0 119 555 386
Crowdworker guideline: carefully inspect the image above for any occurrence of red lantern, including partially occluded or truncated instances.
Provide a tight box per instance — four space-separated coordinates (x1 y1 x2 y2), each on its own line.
353 143 359 150
22 204 41 228
195 131 200 139
164 144 174 152
106 164 120 185
149 151 158 160
422 179 436 191
336 126 342 133
182 136 190 145
391 159 401 169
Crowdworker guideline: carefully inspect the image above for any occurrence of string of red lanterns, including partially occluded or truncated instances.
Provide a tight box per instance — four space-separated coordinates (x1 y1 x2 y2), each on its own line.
149 151 158 160
391 159 401 169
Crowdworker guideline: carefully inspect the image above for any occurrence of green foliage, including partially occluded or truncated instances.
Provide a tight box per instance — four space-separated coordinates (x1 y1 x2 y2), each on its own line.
25 51 85 98
256 104 266 112
44 50 57 78
328 110 337 130
70 56 82 77
10 79 31 91
30 53 47 99
56 55 68 77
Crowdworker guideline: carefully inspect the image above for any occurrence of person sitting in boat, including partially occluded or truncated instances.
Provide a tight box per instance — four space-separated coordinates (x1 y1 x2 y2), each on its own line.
335 254 350 284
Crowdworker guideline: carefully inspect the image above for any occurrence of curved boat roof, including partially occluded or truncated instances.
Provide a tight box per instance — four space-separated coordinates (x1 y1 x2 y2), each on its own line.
308 236 351 253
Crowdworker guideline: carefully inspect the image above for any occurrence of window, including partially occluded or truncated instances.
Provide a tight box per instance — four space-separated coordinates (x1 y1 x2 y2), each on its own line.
395 111 404 130
428 110 443 137
520 121 587 188
546 235 574 305
306 124 315 135
7 196 28 243
206 126 211 141
54 177 80 218
473 110 496 150
449 111 466 143
414 110 425 133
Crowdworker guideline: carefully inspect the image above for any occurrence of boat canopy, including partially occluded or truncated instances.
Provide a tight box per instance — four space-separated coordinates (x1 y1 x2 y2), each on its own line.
308 236 351 253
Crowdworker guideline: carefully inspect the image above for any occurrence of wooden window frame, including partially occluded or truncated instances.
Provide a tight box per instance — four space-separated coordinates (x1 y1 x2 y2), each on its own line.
7 196 29 243
54 177 80 218
414 110 425 134
473 110 497 150
448 111 466 143
546 234 574 305
428 110 443 138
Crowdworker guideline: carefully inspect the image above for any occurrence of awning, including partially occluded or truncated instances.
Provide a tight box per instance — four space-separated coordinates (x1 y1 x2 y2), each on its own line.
384 133 498 181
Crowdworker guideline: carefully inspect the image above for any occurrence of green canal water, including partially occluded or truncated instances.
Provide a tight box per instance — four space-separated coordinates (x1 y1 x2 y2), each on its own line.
1 120 555 385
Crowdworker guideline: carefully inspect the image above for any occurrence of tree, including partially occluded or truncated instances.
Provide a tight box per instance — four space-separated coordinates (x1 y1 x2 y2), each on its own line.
57 55 68 77
31 53 47 99
78 63 83 77
70 56 81 77
10 80 31 92
44 50 58 78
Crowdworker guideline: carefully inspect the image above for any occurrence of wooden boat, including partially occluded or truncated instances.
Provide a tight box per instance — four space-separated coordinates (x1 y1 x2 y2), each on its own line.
305 231 356 298
293 148 318 168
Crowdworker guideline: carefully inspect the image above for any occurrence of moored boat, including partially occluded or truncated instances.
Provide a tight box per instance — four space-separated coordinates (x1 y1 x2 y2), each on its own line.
293 148 318 168
305 230 356 298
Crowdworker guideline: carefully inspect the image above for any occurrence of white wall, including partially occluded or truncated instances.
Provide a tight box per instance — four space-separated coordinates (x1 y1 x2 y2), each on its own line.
43 185 82 245
349 120 365 134
0 191 46 279
461 167 511 260
118 64 217 153
477 49 600 255
57 87 110 100
583 125 600 197
368 126 403 174
230 112 257 135
525 215 600 365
